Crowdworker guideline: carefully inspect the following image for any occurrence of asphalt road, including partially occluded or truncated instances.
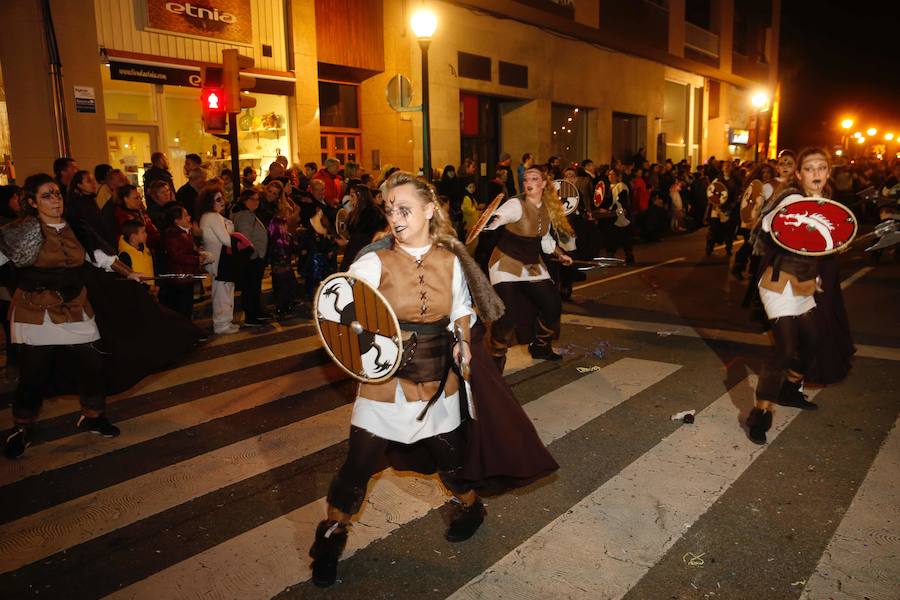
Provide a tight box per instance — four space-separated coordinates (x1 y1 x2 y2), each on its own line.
0 229 897 600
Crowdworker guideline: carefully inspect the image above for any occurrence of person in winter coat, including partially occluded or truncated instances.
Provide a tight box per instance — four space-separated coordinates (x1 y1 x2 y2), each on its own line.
199 184 238 334
159 205 203 319
232 189 271 326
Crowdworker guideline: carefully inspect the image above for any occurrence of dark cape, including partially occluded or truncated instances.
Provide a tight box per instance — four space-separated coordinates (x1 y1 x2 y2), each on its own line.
18 218 205 395
805 256 855 385
356 235 559 494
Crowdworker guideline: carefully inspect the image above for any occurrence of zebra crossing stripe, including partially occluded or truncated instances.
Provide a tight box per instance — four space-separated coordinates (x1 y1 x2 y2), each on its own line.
104 358 679 599
448 377 812 600
0 335 324 425
0 346 541 575
0 365 339 487
800 416 900 599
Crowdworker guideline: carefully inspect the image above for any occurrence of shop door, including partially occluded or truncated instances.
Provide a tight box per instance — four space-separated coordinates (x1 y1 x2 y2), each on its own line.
460 93 499 204
611 113 647 164
320 131 360 166
107 126 158 188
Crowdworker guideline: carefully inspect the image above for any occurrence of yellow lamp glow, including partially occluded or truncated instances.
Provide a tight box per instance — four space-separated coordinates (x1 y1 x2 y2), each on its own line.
885 132 895 141
410 7 438 38
853 131 862 139
857 137 866 144
866 127 877 136
840 118 854 130
835 149 843 156
751 92 769 108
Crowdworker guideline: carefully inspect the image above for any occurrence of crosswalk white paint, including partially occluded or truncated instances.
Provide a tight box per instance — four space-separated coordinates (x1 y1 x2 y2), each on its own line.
0 345 541 575
0 365 340 487
105 358 680 599
800 416 900 600
0 335 324 425
448 377 812 600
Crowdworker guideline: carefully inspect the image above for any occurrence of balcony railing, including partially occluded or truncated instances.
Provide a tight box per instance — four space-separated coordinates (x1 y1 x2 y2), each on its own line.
685 22 719 58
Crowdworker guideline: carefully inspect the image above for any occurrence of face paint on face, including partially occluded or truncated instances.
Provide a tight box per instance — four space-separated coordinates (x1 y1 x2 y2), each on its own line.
777 157 796 179
384 183 434 247
32 183 64 222
797 154 830 196
523 169 546 198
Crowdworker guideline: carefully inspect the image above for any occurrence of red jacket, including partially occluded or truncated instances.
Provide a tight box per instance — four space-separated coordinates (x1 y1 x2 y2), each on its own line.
631 176 650 213
160 226 200 282
312 169 343 207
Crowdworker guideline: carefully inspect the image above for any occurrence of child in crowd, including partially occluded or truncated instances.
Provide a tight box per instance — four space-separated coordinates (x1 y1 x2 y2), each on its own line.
159 206 203 319
461 180 482 242
267 197 301 317
118 220 158 297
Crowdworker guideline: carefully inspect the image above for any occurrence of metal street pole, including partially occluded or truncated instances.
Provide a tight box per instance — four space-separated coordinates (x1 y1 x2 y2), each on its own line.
754 110 760 163
229 112 240 187
419 39 432 182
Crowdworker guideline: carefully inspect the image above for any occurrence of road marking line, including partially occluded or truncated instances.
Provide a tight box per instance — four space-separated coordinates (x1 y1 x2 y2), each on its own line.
0 365 339 487
0 334 323 425
800 415 900 600
840 265 873 290
561 314 900 362
105 358 679 599
572 257 686 292
449 377 812 600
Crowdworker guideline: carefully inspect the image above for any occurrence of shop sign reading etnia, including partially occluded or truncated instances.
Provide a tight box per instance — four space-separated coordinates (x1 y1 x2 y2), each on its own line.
147 0 252 44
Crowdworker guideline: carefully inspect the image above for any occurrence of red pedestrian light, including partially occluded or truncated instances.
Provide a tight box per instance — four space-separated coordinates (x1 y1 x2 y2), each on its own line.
200 66 227 134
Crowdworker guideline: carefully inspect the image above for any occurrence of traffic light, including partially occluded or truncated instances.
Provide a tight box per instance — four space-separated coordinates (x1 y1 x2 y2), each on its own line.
222 49 256 113
201 66 227 133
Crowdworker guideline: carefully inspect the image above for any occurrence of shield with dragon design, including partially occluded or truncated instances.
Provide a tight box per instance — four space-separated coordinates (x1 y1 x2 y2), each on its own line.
314 272 403 382
769 196 858 256
553 179 580 215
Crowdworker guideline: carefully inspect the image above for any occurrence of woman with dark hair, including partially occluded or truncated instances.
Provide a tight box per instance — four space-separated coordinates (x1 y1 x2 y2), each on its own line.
339 185 386 270
438 164 464 238
308 171 557 587
0 174 145 458
64 170 109 243
746 148 855 444
232 189 271 325
199 183 239 334
112 184 160 251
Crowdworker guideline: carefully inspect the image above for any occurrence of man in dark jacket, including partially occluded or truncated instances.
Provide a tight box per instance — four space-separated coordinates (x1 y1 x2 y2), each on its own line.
176 168 207 221
143 152 176 199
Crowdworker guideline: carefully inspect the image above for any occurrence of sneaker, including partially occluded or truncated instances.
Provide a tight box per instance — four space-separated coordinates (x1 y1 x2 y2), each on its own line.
76 414 121 438
3 426 30 459
214 324 241 335
445 497 486 542
242 319 265 328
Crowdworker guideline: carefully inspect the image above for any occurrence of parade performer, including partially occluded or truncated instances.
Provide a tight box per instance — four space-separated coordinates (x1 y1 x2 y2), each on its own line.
482 166 574 371
0 174 141 457
705 169 736 256
732 163 774 280
746 148 855 444
595 169 635 264
308 171 557 587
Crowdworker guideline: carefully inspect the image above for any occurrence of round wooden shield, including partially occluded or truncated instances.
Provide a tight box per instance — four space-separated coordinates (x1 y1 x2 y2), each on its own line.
314 272 403 382
335 207 350 240
707 181 728 206
740 179 764 223
770 196 858 256
553 179 580 215
465 193 505 245
593 180 606 207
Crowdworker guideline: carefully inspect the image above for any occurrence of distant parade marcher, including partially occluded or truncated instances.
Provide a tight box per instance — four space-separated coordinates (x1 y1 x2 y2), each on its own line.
482 166 574 371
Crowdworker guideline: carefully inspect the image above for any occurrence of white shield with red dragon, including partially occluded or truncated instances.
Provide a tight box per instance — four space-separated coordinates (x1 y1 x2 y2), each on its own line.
768 195 858 256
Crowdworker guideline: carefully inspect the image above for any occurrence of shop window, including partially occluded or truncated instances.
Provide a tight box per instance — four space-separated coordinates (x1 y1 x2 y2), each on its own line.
318 81 359 128
663 80 688 161
550 103 588 167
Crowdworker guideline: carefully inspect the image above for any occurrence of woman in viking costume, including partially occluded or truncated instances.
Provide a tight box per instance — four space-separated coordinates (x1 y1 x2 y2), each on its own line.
482 166 574 372
746 148 855 444
309 171 557 587
0 174 145 458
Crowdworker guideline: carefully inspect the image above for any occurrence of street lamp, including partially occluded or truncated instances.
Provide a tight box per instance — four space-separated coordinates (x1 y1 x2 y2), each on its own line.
840 118 854 130
750 91 770 162
411 7 437 182
840 118 854 153
866 127 877 137
886 132 895 142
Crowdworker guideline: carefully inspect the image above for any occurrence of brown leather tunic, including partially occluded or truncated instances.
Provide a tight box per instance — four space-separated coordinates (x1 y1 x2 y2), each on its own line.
489 199 550 277
358 244 459 402
11 222 93 325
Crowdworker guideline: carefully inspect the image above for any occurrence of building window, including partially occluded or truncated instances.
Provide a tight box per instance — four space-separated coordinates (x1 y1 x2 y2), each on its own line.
458 52 492 81
708 80 720 119
499 61 528 88
685 0 712 30
550 104 588 167
318 81 359 129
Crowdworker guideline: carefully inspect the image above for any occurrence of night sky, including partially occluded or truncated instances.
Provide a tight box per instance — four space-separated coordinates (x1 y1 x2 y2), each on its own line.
777 0 900 151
